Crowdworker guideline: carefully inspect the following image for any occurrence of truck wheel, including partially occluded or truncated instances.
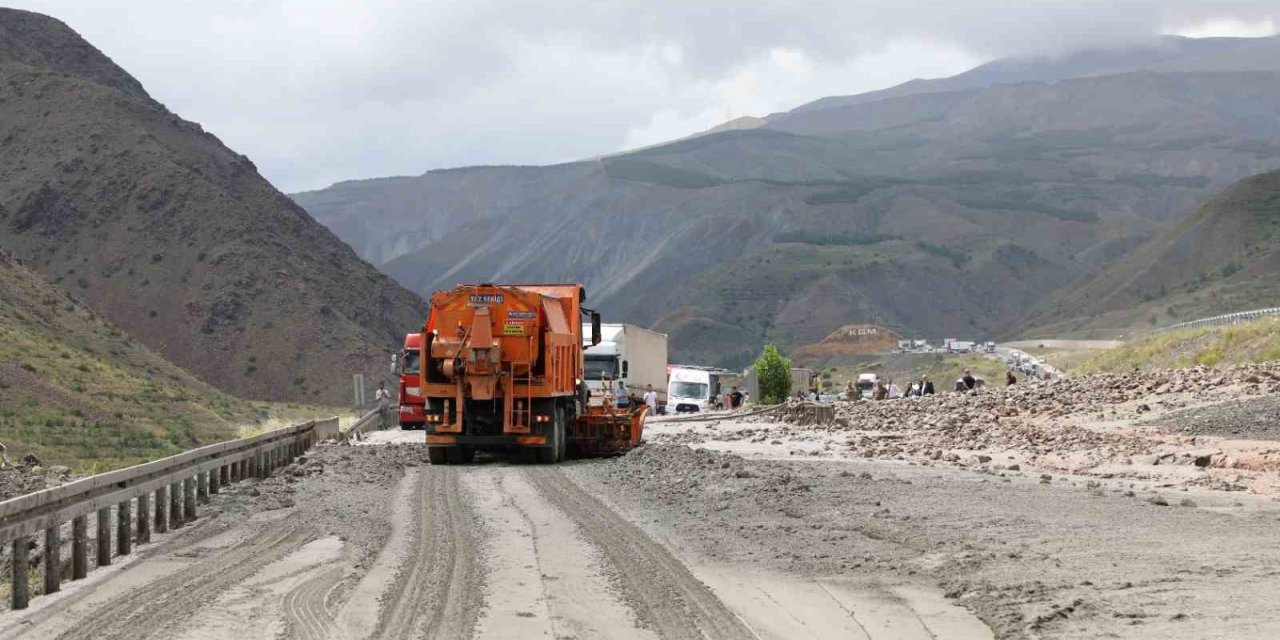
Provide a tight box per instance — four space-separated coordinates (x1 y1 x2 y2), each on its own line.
555 406 567 462
427 446 449 465
537 411 560 465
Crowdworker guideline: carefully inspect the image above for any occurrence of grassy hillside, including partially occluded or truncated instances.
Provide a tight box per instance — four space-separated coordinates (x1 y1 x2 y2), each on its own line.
0 253 324 472
1078 317 1280 374
1024 170 1280 339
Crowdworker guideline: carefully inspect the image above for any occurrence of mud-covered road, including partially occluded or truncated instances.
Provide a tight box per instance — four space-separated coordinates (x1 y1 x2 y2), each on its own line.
0 430 989 640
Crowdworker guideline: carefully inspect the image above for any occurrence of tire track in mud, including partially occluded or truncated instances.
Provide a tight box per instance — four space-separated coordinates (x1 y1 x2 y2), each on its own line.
372 466 482 640
526 467 758 640
53 523 309 640
281 566 345 640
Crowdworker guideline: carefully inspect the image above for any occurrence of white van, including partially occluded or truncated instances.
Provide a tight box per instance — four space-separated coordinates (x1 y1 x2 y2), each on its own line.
667 366 731 413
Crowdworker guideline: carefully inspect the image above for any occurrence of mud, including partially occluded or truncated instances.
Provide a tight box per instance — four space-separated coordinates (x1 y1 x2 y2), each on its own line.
572 444 1280 639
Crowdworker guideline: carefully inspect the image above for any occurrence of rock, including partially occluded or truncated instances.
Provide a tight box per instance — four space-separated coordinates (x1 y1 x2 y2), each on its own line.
1007 464 1021 471
977 455 992 463
1179 498 1196 507
1148 495 1169 506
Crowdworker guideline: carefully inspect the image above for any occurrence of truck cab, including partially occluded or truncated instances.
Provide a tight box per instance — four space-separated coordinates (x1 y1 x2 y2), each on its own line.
397 333 424 429
583 330 623 405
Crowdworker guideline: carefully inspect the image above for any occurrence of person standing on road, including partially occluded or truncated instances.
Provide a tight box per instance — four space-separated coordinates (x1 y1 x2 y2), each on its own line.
375 380 392 408
919 375 935 396
874 378 888 401
961 369 977 391
614 380 630 408
730 386 744 410
1006 369 1018 386
643 384 658 414
888 379 902 399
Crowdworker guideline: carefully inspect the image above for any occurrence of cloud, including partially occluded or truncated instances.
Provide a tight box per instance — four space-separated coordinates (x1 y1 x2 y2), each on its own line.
9 1 1279 191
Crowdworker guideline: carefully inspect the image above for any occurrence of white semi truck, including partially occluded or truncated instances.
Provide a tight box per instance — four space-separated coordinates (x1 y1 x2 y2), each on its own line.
582 323 669 410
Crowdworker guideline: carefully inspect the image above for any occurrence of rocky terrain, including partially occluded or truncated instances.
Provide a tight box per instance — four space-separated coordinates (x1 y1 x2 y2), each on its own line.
646 363 1280 495
295 35 1280 365
578 443 1280 639
0 9 428 404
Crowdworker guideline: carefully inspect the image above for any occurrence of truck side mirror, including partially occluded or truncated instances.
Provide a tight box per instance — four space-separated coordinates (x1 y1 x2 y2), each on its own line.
591 311 602 346
621 360 629 377
391 353 400 376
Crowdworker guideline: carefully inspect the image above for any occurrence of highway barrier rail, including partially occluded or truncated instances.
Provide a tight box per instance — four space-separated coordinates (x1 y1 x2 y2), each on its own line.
0 416 338 610
1149 307 1280 335
343 406 392 442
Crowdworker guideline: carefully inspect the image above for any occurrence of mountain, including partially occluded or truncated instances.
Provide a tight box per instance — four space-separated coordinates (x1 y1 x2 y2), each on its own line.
0 9 428 403
292 35 1280 367
786 34 1280 114
0 249 252 469
1025 169 1280 338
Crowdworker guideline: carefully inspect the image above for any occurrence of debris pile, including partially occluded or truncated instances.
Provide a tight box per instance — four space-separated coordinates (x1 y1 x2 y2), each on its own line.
0 453 74 501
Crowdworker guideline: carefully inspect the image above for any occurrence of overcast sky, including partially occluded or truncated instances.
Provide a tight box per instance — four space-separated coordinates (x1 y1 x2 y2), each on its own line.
10 1 1279 193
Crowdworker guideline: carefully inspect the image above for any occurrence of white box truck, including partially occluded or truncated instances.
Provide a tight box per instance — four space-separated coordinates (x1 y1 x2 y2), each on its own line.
582 323 669 410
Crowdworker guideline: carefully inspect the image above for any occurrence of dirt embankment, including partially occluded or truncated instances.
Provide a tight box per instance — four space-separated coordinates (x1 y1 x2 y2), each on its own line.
574 444 1280 640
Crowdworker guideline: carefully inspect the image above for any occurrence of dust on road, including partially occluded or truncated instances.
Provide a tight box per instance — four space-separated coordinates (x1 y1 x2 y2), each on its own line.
0 436 989 640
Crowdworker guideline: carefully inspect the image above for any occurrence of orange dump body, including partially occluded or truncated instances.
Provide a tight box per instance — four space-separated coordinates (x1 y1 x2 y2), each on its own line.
417 283 643 461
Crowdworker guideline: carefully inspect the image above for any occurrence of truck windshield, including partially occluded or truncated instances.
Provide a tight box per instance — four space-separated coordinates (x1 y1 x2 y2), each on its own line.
584 356 618 380
670 382 709 399
402 350 420 375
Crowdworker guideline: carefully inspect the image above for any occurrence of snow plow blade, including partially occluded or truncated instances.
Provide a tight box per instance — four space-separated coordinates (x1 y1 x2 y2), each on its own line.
569 404 648 456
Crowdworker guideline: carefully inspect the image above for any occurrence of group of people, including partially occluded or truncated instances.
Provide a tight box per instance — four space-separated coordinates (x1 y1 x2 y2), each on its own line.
606 381 663 414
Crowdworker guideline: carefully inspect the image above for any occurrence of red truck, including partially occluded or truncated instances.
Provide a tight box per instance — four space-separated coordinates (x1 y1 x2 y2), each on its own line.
397 333 425 429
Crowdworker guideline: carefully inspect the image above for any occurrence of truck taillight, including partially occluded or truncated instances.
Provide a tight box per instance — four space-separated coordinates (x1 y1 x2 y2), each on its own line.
534 414 551 423
425 414 443 423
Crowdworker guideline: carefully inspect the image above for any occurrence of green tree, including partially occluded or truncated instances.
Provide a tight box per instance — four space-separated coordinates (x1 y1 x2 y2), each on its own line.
753 344 792 404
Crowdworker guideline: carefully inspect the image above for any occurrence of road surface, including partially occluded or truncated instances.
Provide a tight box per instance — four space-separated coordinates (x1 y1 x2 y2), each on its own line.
0 429 991 640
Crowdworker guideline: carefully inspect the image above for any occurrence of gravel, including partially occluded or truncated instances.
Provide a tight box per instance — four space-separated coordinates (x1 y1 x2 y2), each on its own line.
1143 394 1280 440
576 444 1280 640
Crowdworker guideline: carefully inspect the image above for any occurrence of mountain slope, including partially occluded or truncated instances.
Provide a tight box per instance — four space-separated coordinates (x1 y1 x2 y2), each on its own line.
293 37 1280 367
1026 170 1280 338
0 9 427 403
0 250 254 470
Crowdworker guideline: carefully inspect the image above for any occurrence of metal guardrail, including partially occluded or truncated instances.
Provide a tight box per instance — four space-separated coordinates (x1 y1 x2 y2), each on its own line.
1149 307 1280 335
0 416 338 610
342 406 392 442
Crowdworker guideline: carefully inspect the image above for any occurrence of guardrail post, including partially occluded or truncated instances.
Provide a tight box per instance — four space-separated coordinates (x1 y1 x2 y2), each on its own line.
137 493 151 544
117 500 132 556
197 471 209 503
72 516 87 580
44 525 61 594
96 508 112 566
184 477 197 521
12 536 29 609
210 467 221 495
219 464 229 488
170 482 184 528
155 486 168 533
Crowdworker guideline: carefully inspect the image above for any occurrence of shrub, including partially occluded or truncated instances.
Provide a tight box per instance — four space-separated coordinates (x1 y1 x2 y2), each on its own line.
752 344 792 404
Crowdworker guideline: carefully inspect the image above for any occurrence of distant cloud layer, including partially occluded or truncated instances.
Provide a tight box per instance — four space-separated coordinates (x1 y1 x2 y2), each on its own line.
10 1 1279 192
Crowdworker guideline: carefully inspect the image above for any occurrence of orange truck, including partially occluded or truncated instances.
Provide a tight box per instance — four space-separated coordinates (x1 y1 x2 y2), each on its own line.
418 283 646 464
397 333 425 429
